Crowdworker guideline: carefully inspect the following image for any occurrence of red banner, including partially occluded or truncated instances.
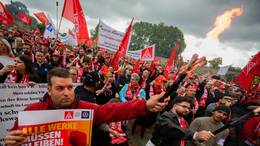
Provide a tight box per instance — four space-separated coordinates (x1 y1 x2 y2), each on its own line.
62 0 90 44
0 2 14 24
237 51 260 92
18 12 32 25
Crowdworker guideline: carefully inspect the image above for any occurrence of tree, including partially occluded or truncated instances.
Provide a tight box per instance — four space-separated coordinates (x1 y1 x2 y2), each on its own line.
208 57 223 69
91 21 186 58
129 22 186 58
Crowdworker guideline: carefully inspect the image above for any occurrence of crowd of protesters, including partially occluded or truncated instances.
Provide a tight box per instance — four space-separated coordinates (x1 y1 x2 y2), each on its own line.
0 24 259 146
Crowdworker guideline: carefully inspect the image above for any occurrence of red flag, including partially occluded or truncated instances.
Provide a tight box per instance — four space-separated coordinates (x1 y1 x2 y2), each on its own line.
133 59 141 73
18 12 32 25
62 0 90 44
110 18 134 70
34 12 49 25
0 2 14 24
237 51 260 92
140 44 155 61
164 42 179 78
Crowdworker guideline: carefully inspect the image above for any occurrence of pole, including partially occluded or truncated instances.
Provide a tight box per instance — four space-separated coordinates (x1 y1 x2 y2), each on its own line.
56 0 64 41
56 0 59 38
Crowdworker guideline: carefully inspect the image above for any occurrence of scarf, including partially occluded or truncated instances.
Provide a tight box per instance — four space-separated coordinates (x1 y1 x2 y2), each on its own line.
199 88 208 107
125 83 141 101
5 70 29 83
177 116 187 146
109 122 127 144
141 77 147 88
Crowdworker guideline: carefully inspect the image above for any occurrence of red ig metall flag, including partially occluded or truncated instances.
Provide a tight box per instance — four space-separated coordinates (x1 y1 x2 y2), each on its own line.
237 51 260 92
62 0 90 44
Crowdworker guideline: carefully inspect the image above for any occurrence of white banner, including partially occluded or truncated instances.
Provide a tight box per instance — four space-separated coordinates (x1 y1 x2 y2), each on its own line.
97 20 124 52
97 21 155 61
0 84 47 146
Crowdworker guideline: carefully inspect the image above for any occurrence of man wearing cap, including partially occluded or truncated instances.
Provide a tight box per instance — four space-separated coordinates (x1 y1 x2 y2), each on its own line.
188 105 230 146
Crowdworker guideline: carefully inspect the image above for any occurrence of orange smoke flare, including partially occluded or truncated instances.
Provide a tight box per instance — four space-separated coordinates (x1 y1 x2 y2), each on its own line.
206 6 243 40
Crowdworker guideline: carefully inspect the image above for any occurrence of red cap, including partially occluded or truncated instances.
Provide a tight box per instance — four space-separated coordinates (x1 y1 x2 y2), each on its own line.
100 65 109 75
154 75 166 85
58 43 66 48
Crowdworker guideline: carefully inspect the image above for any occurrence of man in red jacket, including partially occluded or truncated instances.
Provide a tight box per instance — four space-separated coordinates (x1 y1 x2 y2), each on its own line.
4 67 170 146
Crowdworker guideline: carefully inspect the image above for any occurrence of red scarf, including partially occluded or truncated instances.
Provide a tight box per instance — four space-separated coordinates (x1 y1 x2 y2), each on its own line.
125 83 141 101
210 88 215 98
141 77 147 88
177 116 187 146
149 85 154 96
199 88 208 107
109 122 127 144
5 70 29 83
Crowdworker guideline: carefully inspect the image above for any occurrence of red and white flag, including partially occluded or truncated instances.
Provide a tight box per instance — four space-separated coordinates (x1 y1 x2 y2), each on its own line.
111 18 134 70
0 2 14 24
18 12 32 25
34 12 49 25
237 51 260 92
62 0 90 44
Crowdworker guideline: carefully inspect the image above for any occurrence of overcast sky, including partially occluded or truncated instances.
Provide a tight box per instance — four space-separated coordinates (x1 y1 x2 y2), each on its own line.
2 0 260 67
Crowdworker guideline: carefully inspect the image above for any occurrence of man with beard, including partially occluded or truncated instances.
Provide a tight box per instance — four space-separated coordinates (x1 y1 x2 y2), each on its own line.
188 105 230 146
147 96 214 146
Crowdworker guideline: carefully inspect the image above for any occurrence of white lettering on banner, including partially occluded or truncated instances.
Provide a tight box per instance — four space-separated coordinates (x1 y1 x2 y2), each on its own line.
0 84 47 146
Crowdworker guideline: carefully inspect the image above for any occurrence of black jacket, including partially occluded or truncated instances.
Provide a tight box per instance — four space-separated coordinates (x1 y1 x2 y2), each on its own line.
74 85 96 103
151 111 195 146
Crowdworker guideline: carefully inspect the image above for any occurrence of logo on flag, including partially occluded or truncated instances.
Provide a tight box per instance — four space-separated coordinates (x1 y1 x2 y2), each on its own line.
47 23 54 31
140 45 155 61
142 48 152 58
250 75 260 90
64 111 74 119
243 62 256 75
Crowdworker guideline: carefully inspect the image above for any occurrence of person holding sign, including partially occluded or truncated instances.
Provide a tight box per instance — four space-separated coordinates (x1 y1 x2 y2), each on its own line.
4 67 170 146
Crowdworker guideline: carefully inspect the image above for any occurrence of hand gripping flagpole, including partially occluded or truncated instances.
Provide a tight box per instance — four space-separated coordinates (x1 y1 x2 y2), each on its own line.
198 107 260 143
212 107 260 135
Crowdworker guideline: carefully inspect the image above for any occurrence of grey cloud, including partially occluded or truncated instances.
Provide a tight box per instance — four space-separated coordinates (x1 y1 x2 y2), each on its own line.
18 0 260 53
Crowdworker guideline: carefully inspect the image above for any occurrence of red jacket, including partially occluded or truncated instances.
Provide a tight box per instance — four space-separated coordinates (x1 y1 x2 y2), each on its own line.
12 96 148 130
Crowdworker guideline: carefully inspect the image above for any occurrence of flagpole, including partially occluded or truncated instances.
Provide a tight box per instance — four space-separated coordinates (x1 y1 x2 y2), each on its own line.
56 0 64 41
56 0 59 39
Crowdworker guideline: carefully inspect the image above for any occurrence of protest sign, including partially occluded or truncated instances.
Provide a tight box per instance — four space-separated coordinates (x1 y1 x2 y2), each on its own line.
0 84 47 146
19 109 93 146
98 20 155 61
